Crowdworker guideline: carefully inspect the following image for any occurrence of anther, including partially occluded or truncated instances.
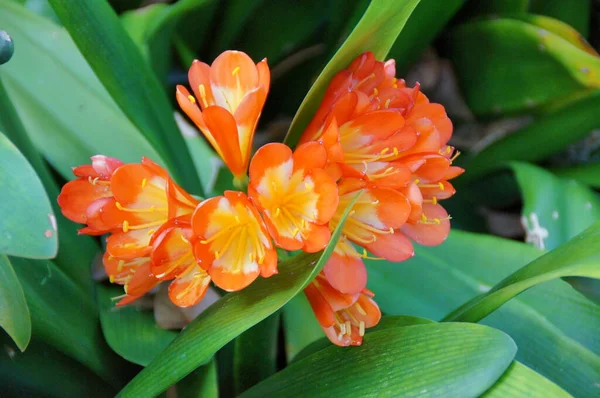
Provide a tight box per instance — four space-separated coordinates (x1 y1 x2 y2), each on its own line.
109 275 115 283
274 208 281 218
384 98 391 108
147 229 156 236
359 321 365 336
198 84 209 108
235 215 241 223
187 95 196 104
345 321 352 336
141 178 147 188
122 220 130 233
215 251 220 259
393 147 399 156
232 66 240 75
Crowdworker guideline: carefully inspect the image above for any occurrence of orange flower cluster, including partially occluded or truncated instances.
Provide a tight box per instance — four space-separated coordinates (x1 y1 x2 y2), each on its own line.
299 52 463 346
57 50 461 348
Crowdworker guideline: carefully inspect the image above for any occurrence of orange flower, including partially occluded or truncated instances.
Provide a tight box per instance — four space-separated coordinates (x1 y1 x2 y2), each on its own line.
57 155 124 235
247 142 339 252
103 252 159 307
324 178 413 294
176 50 270 181
151 218 211 308
192 191 277 292
100 158 198 260
304 273 381 347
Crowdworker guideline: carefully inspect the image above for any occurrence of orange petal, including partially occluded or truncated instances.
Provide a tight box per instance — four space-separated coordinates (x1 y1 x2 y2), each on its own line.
444 166 465 181
256 58 271 94
323 253 367 294
371 187 411 228
168 269 211 308
301 223 331 253
401 203 450 246
304 283 336 327
126 259 160 297
209 265 260 292
188 60 214 108
293 141 327 172
249 142 293 184
210 50 259 95
151 224 195 279
57 179 112 224
311 168 339 225
234 86 267 163
202 106 244 176
365 231 414 262
106 230 152 259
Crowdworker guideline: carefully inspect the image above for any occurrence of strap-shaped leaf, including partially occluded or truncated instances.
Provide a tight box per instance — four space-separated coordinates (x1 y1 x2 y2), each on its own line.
117 192 362 397
0 255 30 351
284 0 421 147
443 222 600 323
241 323 516 397
47 0 202 193
482 361 571 398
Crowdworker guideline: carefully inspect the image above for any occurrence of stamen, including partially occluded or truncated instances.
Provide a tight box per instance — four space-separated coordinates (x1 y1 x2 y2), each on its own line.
384 98 391 108
123 220 129 233
356 303 367 316
198 84 209 108
116 202 166 213
147 229 156 236
424 197 438 205
450 150 461 163
232 66 240 75
345 321 352 336
142 178 147 188
418 182 445 190
187 95 196 104
109 275 115 283
274 208 281 218
359 321 365 336
123 219 165 232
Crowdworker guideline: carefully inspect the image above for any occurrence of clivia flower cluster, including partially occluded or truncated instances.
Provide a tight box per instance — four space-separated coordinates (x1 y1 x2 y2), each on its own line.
58 50 462 347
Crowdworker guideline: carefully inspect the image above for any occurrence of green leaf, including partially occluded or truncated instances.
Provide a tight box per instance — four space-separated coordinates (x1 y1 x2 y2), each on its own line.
211 0 268 53
0 255 30 351
47 0 202 194
0 1 163 180
448 18 600 117
512 162 600 250
176 359 219 398
284 0 422 147
443 223 600 322
553 162 600 188
233 312 280 394
292 315 434 363
240 323 516 397
482 361 572 398
389 0 467 73
0 131 57 259
464 90 600 182
368 231 600 396
0 332 115 398
97 285 177 367
0 75 98 290
116 192 362 397
282 293 323 361
11 257 127 387
529 0 591 37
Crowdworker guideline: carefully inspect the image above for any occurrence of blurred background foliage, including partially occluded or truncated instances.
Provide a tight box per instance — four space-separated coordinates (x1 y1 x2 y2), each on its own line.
1 0 600 397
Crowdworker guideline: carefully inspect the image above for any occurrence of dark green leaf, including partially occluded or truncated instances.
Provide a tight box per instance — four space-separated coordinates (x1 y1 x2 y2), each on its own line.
529 0 591 37
448 18 599 117
11 257 127 387
0 1 163 180
390 0 467 73
553 162 600 188
211 0 268 53
368 231 600 396
0 331 114 398
116 192 362 397
176 359 219 398
282 293 323 361
0 131 56 259
241 323 516 398
464 90 600 182
234 312 280 394
97 285 177 366
284 0 422 147
48 0 202 194
0 255 30 351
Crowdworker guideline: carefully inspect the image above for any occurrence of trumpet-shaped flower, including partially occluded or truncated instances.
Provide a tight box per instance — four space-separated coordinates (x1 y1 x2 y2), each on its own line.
192 191 277 291
101 158 198 260
176 50 270 180
324 178 413 294
151 218 211 307
304 273 381 347
248 142 339 252
58 155 124 235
